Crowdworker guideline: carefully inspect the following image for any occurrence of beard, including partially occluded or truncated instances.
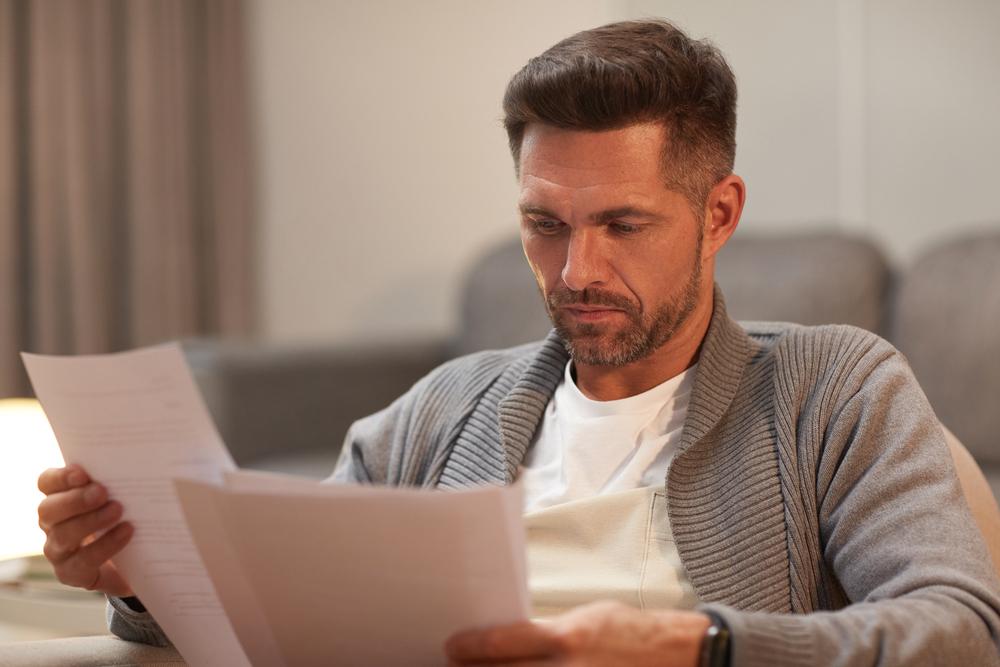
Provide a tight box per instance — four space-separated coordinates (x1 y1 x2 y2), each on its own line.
543 236 703 367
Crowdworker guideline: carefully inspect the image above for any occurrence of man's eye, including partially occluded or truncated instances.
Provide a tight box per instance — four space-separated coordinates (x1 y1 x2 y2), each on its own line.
612 222 640 235
533 219 560 230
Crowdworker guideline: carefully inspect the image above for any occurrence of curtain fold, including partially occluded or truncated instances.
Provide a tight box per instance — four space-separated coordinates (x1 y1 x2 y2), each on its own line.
0 0 255 398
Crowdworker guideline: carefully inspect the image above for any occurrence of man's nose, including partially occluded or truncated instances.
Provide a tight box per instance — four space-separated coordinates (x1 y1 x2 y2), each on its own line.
561 229 608 292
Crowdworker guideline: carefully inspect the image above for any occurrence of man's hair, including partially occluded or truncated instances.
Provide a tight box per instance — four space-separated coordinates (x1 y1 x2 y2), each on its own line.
502 19 737 212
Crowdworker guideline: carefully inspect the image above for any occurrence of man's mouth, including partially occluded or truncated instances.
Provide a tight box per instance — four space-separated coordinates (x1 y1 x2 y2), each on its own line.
562 306 625 324
547 288 638 320
563 303 624 316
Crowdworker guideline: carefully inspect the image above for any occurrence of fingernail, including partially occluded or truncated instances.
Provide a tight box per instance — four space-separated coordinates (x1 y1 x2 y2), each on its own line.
67 469 86 487
84 485 103 505
99 502 120 520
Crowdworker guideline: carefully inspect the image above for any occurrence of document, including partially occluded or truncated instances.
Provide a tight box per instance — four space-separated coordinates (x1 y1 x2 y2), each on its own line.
22 345 251 667
23 345 530 667
178 472 529 667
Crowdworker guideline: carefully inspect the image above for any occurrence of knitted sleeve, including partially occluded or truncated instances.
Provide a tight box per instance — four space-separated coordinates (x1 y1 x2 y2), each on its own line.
707 330 1000 666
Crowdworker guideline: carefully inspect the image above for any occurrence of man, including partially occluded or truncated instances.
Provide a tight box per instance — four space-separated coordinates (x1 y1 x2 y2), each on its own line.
37 19 1000 666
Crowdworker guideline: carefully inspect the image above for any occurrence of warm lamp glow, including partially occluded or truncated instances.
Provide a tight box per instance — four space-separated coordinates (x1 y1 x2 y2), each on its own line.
0 398 65 561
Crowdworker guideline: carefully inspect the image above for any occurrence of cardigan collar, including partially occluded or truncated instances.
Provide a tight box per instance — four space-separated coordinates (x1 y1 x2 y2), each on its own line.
496 283 755 481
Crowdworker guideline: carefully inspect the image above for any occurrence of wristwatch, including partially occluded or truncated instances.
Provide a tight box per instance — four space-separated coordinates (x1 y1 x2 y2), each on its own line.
699 611 731 667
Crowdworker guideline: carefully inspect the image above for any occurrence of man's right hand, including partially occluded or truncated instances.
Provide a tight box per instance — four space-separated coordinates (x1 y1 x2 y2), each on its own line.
37 464 135 598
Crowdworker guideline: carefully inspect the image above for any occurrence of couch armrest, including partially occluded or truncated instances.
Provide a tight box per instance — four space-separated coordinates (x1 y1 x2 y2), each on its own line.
181 338 451 470
0 636 185 667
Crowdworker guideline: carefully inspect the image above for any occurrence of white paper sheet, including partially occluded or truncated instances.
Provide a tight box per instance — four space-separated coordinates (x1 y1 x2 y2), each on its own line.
223 468 378 496
22 345 251 667
175 479 286 667
177 471 531 667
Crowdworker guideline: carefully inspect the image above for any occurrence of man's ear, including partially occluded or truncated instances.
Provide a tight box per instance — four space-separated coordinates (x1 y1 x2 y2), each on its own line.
701 174 745 261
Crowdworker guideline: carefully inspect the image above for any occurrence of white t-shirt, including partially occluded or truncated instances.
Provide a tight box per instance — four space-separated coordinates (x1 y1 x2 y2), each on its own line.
518 361 697 512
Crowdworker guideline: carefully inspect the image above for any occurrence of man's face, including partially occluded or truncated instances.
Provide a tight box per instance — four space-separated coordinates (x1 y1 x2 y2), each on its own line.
518 123 710 367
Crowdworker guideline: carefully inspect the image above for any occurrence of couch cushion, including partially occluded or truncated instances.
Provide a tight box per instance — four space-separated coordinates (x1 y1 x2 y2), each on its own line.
891 233 1000 465
183 340 448 468
453 238 553 356
714 233 890 335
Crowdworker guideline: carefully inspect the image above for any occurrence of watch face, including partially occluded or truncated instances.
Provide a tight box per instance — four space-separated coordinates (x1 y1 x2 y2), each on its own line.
710 628 730 667
701 620 730 667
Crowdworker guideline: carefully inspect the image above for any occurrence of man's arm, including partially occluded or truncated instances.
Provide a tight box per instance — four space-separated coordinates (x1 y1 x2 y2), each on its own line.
446 602 712 667
782 347 1000 664
705 344 1000 666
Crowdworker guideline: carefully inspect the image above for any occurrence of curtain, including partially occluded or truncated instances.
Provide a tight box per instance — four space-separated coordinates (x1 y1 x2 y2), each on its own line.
0 0 255 398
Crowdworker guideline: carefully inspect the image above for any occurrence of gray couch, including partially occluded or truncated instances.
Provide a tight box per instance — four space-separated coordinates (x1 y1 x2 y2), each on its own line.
4 229 999 666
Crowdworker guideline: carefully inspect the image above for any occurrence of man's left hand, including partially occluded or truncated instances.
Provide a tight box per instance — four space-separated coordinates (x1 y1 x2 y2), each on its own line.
445 600 711 666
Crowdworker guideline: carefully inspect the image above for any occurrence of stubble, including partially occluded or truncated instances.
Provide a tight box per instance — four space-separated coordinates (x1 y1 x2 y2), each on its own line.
544 234 703 367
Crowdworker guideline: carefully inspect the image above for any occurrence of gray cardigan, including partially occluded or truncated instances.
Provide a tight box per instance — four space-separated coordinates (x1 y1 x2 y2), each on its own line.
332 290 1000 666
111 290 1000 665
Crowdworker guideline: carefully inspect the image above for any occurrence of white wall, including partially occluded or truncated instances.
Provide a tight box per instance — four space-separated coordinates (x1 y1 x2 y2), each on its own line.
249 0 615 345
866 0 1000 257
627 0 1000 259
249 0 1000 345
625 0 846 228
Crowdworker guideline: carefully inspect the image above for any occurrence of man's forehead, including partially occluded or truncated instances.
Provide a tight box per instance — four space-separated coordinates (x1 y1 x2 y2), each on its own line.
517 122 674 202
519 122 667 169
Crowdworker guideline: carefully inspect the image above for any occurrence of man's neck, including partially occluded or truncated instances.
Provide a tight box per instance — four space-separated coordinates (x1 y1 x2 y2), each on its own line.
572 298 713 402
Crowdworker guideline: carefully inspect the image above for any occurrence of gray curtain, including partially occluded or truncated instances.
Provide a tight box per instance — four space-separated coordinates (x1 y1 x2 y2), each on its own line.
0 0 255 398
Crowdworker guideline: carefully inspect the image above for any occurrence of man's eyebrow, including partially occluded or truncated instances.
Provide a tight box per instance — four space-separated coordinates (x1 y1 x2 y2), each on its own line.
591 207 667 223
519 204 558 218
519 204 667 223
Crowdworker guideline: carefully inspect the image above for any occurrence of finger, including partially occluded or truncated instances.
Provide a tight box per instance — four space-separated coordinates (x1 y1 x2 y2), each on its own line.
38 465 90 495
446 622 560 662
38 482 108 531
89 558 135 599
42 499 122 563
51 521 134 592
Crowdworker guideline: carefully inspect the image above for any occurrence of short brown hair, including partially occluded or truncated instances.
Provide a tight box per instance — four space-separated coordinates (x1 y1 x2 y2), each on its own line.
502 19 737 212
